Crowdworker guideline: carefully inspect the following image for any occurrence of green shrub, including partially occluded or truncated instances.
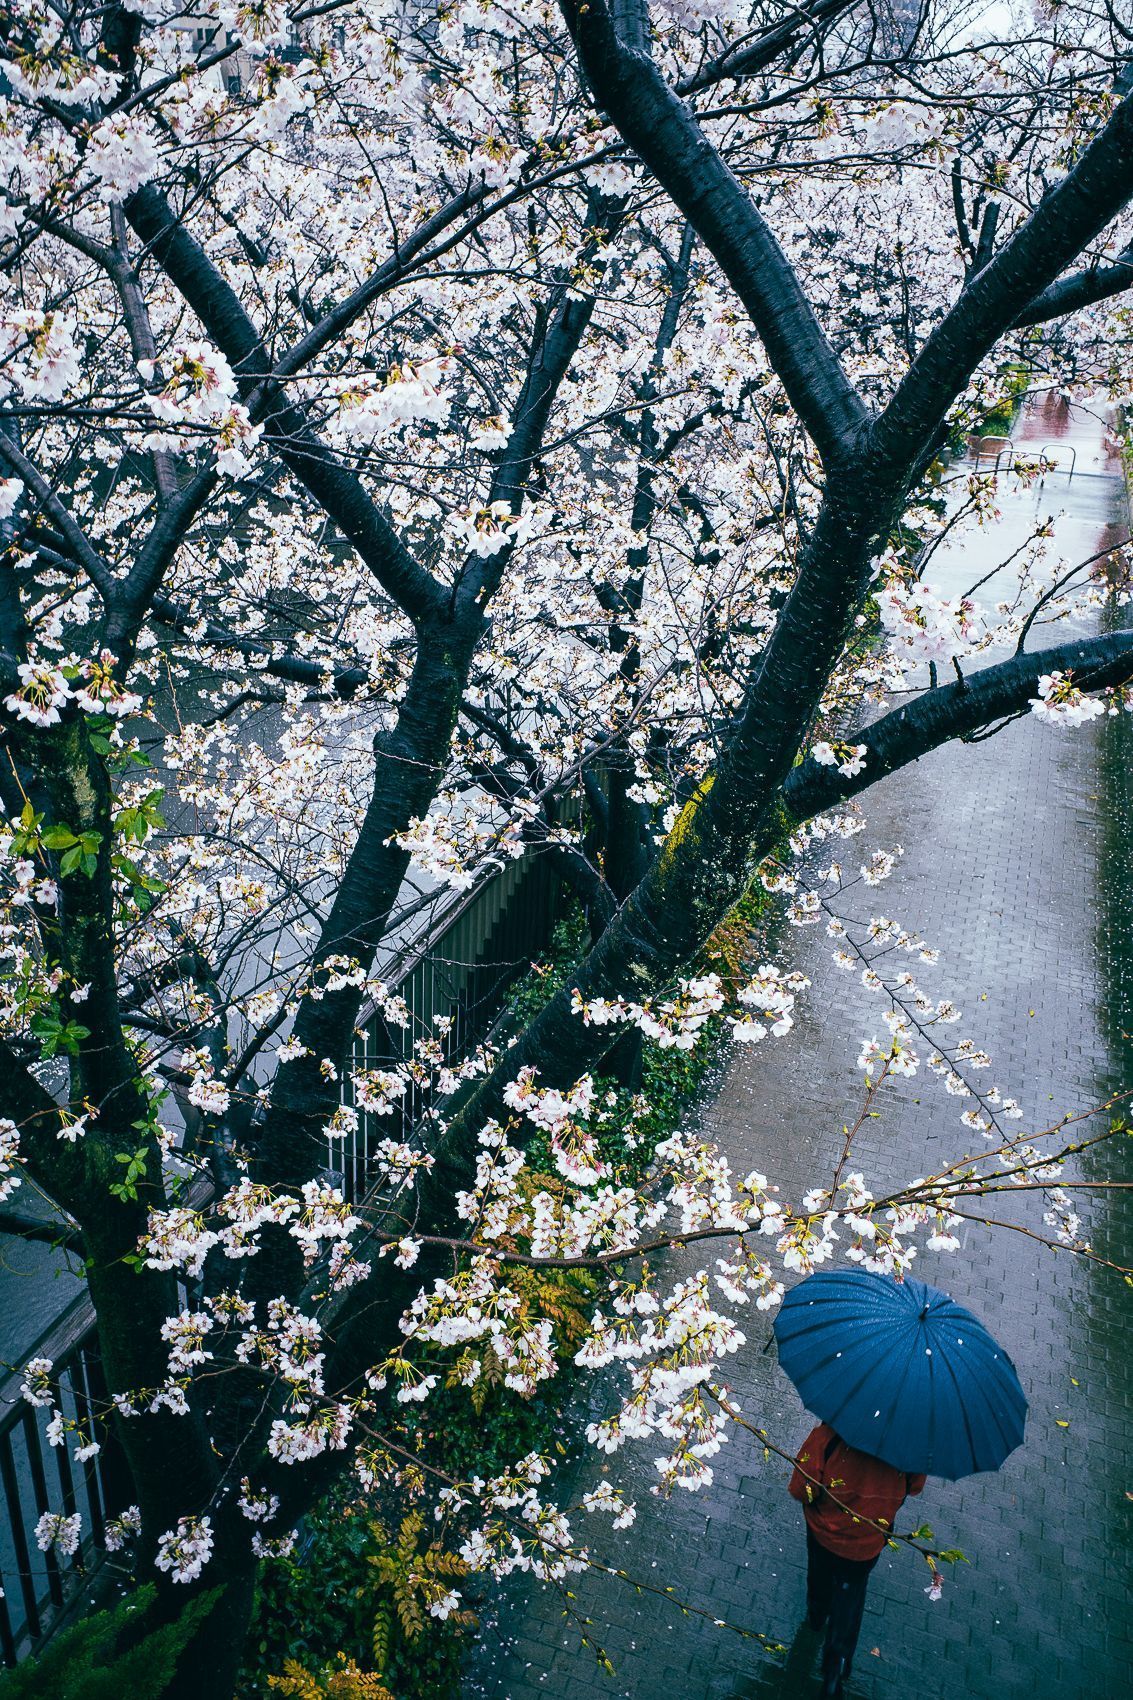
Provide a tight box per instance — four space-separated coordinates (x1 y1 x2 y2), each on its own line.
0 1585 216 1700
243 1499 469 1700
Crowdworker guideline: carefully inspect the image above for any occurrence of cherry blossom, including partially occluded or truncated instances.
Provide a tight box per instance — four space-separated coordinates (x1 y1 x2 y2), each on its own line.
1030 670 1107 727
35 1511 82 1557
104 1505 142 1552
155 1515 214 1584
86 113 160 201
0 1117 22 1201
4 661 71 727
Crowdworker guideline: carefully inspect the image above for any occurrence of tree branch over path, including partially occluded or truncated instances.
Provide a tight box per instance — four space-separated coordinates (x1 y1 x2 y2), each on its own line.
436 24 1133 1131
782 630 1133 817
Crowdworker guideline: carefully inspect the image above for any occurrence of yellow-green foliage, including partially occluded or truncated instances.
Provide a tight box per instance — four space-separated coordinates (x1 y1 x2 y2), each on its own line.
366 1512 477 1653
267 1654 395 1699
442 1164 596 1415
511 1260 594 1352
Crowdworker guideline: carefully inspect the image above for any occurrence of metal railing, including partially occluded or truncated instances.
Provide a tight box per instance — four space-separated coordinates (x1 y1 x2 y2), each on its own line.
0 1296 133 1666
971 434 1015 474
335 845 564 1202
1037 443 1077 482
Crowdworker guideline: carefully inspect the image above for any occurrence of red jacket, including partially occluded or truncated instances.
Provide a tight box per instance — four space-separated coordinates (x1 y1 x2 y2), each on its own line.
789 1422 926 1560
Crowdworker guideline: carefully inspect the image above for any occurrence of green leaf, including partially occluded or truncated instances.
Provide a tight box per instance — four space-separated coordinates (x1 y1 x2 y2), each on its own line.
42 825 79 849
29 1012 90 1059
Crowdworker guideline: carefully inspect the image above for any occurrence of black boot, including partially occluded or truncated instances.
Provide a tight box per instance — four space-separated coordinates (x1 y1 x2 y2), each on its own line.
820 1654 846 1697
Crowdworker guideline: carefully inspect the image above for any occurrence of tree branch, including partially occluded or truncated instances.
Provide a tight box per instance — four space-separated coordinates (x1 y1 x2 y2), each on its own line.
272 184 484 383
150 592 371 695
560 0 868 466
680 0 862 95
782 630 1133 818
0 435 117 606
1014 241 1133 328
107 463 220 657
874 91 1133 462
458 194 629 610
124 186 447 629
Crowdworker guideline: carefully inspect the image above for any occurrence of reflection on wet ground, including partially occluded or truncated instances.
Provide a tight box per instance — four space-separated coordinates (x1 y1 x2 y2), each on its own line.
466 405 1133 1700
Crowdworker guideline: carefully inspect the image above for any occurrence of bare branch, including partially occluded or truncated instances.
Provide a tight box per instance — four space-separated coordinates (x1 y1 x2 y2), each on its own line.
559 0 869 466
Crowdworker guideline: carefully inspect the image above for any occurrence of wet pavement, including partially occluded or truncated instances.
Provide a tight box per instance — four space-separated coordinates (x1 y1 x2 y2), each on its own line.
466 398 1133 1700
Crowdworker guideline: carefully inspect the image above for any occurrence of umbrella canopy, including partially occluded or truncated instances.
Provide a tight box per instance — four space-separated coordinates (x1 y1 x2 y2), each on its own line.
773 1268 1027 1479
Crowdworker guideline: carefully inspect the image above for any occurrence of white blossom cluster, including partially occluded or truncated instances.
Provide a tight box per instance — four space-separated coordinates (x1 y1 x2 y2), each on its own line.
104 1505 143 1553
138 343 263 476
1030 670 1107 727
330 357 453 446
571 967 802 1058
0 1117 22 1201
35 1510 82 1557
45 1406 100 1463
0 309 81 401
3 652 141 729
87 113 161 202
155 1515 214 1584
876 576 981 664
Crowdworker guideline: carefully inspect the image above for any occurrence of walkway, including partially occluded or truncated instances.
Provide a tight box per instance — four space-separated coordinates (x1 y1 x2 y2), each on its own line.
466 396 1133 1700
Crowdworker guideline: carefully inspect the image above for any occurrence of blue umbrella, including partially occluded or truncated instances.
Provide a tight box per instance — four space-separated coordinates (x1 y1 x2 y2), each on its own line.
773 1268 1027 1479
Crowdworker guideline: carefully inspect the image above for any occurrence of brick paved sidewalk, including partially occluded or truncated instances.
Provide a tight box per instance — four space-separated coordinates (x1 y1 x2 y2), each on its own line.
466 422 1133 1700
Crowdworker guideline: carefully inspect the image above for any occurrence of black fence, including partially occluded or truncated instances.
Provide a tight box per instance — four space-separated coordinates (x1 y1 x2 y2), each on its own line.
0 1296 133 1665
0 846 564 1665
335 844 563 1202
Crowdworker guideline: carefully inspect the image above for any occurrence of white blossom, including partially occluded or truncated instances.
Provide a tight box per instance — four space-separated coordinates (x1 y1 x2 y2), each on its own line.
155 1515 214 1584
35 1511 81 1556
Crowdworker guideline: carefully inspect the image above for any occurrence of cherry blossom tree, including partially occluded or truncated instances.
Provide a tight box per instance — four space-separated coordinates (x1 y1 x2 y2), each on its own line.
2 0 1133 1689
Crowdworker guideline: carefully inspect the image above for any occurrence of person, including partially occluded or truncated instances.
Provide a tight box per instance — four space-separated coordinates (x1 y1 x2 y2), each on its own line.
789 1422 926 1697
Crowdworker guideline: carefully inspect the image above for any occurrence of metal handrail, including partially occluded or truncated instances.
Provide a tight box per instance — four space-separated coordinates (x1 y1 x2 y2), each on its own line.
1037 443 1077 483
338 847 563 1203
971 434 1013 461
